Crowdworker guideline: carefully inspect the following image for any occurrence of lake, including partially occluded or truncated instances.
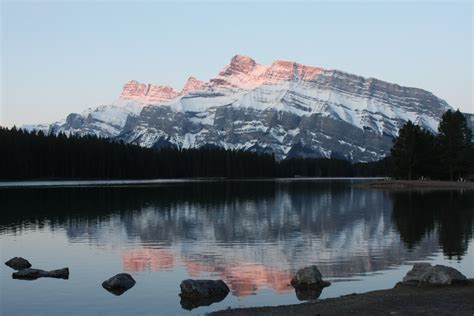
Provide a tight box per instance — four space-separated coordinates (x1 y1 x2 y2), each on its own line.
1 179 473 315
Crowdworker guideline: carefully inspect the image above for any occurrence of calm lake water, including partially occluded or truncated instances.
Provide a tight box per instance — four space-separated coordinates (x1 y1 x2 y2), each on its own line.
1 179 473 315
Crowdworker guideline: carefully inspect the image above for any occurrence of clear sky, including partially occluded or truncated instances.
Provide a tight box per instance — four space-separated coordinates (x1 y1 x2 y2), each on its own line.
1 1 472 127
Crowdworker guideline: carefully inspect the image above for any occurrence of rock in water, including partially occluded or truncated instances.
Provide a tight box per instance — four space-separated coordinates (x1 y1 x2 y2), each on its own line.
419 265 467 285
402 263 433 284
102 273 136 296
46 268 69 279
12 268 69 280
180 279 230 299
5 257 32 270
291 265 331 289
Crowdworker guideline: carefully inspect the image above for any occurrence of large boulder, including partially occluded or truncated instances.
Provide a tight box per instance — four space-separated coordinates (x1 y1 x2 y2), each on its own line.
419 265 467 285
402 263 433 284
291 265 331 289
180 279 230 299
12 268 69 280
5 257 32 271
102 273 136 296
402 263 467 286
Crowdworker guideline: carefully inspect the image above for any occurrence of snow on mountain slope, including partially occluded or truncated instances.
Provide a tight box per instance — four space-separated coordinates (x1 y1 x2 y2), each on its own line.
24 54 458 162
47 99 145 137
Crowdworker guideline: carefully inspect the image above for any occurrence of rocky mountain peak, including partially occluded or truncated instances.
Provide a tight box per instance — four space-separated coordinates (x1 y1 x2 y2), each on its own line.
181 76 206 94
120 81 180 104
214 54 260 85
227 54 258 73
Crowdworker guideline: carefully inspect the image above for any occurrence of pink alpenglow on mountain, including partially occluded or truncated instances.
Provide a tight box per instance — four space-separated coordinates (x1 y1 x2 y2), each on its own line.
181 76 207 94
121 55 326 100
120 81 180 104
264 60 324 82
27 54 460 162
211 54 325 88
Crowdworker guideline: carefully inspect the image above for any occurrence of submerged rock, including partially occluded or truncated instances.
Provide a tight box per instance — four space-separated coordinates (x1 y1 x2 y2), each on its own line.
102 273 136 296
294 286 324 301
12 268 69 280
291 265 331 289
180 279 230 299
402 263 467 286
180 294 227 310
5 257 32 271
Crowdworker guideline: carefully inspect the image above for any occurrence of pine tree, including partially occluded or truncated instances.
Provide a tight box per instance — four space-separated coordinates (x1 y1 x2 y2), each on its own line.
0 127 390 180
390 121 427 180
437 110 473 180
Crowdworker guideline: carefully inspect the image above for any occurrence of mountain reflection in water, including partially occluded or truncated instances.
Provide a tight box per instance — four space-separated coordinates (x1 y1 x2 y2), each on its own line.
1 180 473 298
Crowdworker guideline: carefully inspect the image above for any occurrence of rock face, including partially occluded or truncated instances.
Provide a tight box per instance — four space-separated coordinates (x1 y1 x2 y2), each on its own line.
420 265 468 285
102 273 136 295
181 76 207 94
402 263 467 286
12 268 69 280
5 257 32 271
402 263 433 284
24 54 465 162
120 80 181 104
291 265 331 289
180 279 230 299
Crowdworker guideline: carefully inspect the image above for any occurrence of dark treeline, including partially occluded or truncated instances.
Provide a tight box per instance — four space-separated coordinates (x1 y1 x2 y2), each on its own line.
2 108 471 180
0 127 385 180
389 110 474 180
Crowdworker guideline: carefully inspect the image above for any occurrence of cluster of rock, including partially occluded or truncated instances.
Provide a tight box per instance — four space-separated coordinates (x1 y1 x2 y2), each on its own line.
5 257 69 280
177 265 332 310
175 263 469 309
2 258 332 308
6 256 468 310
4 256 137 296
402 263 467 286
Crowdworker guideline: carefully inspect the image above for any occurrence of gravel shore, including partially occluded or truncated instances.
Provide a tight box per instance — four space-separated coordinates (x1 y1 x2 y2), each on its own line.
209 280 474 316
355 180 474 190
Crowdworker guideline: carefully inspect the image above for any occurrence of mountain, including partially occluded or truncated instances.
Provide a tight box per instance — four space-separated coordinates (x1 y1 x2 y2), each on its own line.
25 54 460 162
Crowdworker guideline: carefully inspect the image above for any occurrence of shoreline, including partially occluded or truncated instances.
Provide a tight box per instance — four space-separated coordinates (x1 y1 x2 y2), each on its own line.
210 280 474 316
0 177 382 189
355 179 474 190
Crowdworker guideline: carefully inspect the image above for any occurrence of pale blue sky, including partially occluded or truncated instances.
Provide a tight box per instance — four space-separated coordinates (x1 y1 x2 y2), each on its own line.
1 1 472 126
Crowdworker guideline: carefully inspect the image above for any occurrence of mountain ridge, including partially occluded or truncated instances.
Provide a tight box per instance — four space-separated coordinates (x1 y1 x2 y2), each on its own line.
24 54 468 162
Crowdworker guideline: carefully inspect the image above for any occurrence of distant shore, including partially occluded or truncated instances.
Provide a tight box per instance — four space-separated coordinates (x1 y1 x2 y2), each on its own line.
0 177 381 188
355 179 474 190
210 280 474 316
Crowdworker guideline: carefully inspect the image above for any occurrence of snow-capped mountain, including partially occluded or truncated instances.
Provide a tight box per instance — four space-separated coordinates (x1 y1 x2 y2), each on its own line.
27 54 458 161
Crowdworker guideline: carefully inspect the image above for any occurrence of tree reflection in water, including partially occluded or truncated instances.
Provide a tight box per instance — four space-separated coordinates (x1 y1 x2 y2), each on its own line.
391 190 474 260
1 181 473 300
